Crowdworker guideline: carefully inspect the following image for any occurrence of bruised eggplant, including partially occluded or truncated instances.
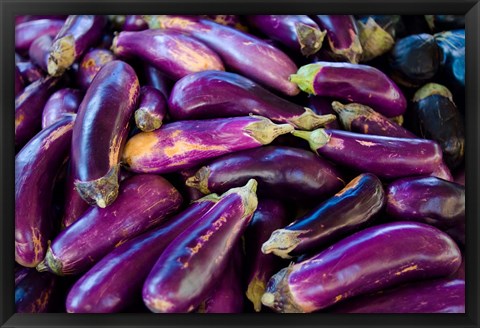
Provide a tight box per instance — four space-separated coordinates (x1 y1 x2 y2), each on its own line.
134 86 167 132
76 48 115 90
42 88 83 128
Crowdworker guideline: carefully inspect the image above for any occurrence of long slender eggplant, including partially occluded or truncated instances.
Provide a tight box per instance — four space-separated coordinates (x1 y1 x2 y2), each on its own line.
72 60 140 208
76 48 115 90
261 222 461 313
122 116 294 174
15 269 57 313
141 64 172 99
311 15 363 63
168 71 335 130
48 15 107 77
245 199 289 312
262 173 385 259
146 15 299 96
330 278 465 313
42 88 83 128
15 76 60 149
16 61 44 84
134 86 167 132
112 29 224 81
246 15 326 56
15 65 24 96
290 62 407 117
15 19 64 53
66 194 219 313
15 115 75 267
357 17 395 62
36 174 183 276
186 146 344 204
142 180 258 313
28 34 53 72
292 128 443 179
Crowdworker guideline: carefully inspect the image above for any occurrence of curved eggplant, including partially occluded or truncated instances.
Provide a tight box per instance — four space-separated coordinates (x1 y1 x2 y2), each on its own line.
15 115 75 267
36 174 183 276
15 269 57 313
261 222 461 313
15 19 64 53
72 60 140 208
76 48 115 90
134 86 167 132
262 173 385 259
42 88 83 128
168 71 335 130
28 34 53 72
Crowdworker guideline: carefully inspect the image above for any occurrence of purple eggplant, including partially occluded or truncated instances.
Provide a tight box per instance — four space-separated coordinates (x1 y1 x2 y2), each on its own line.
430 162 454 182
245 199 289 312
262 173 385 259
146 15 299 96
16 61 44 84
186 146 344 204
15 269 57 313
311 15 363 63
306 96 340 129
246 15 326 57
15 19 64 53
261 221 461 313
452 256 465 279
142 180 258 313
290 61 407 117
76 48 115 90
330 278 465 313
15 265 30 285
178 168 206 203
66 194 219 313
357 17 395 62
292 128 443 179
36 174 183 276
15 76 60 149
48 15 107 77
72 60 140 208
112 29 225 81
15 65 24 96
168 71 335 130
60 161 91 229
15 115 75 267
42 88 83 128
122 116 294 175
28 34 53 72
134 86 167 132
141 64 172 99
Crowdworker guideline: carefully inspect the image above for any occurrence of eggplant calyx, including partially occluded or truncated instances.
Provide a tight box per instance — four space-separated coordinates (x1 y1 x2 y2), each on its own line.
135 108 162 132
292 129 330 152
246 276 267 312
185 167 211 194
223 179 259 218
245 116 294 145
413 83 454 103
358 17 395 62
330 32 363 64
261 266 302 313
289 64 321 95
194 192 221 203
295 23 326 57
74 165 120 208
48 35 76 77
290 108 336 131
261 229 306 259
36 247 63 276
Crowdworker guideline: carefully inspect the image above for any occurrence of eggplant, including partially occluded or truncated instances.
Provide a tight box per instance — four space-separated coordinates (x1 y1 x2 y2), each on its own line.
311 15 362 63
145 15 299 96
454 167 465 186
141 64 172 99
330 278 465 313
66 194 219 313
15 115 75 267
168 71 335 130
15 19 64 53
432 15 465 31
72 60 140 208
262 173 385 259
112 29 224 81
122 116 294 175
412 83 465 169
357 17 395 62
245 199 289 312
178 168 206 203
60 161 91 229
15 265 30 285
42 88 83 128
28 34 53 72
290 61 407 117
186 146 345 204
15 65 24 96
16 61 44 84
292 128 443 179
434 29 464 67
142 180 258 313
48 15 107 77
134 86 167 132
15 269 57 313
122 15 148 31
76 48 115 90
36 174 183 276
261 221 462 313
306 96 340 129
246 15 326 57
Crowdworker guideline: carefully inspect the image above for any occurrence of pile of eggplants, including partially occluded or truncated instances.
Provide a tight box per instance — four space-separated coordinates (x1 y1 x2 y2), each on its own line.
14 14 465 314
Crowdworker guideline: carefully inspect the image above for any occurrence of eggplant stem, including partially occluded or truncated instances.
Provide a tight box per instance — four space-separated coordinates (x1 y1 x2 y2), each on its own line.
47 35 76 77
245 117 294 145
290 108 336 130
185 167 211 194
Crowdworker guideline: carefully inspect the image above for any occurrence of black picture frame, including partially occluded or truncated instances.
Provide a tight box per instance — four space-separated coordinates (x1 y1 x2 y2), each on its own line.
1 1 479 327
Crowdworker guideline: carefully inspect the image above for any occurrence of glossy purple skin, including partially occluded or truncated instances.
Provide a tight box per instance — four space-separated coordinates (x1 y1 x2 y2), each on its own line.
262 173 385 259
15 269 57 313
28 34 52 72
246 15 323 56
16 61 44 84
245 199 289 312
122 15 148 31
76 49 115 90
72 60 140 206
147 15 299 96
141 64 172 99
122 116 293 174
66 197 217 313
112 29 224 81
330 278 465 313
37 175 183 276
306 96 340 129
42 88 83 128
15 76 60 150
15 19 64 53
294 129 444 179
386 176 465 231
15 65 24 96
142 182 257 313
15 115 75 267
262 222 461 313
60 161 91 229
187 146 345 204
135 86 168 132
